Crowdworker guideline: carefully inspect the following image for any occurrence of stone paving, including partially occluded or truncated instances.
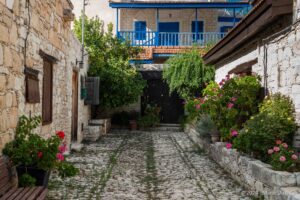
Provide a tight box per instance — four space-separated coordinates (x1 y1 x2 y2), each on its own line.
47 130 253 200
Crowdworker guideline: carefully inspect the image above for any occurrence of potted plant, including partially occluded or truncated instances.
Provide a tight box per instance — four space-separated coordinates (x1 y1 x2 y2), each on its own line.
129 111 139 130
138 104 161 130
210 130 221 143
3 115 78 187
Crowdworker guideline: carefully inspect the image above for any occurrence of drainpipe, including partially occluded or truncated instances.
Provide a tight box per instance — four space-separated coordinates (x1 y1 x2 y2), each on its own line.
80 0 88 69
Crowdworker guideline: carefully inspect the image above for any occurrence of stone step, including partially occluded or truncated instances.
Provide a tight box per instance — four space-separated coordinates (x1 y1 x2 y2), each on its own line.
83 125 102 142
159 123 181 128
150 126 183 132
71 143 83 152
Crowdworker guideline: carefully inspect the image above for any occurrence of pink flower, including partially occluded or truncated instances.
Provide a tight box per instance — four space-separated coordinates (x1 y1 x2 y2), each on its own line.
56 153 65 161
276 140 282 145
279 156 286 162
219 81 224 86
200 99 206 104
231 97 237 102
291 154 298 160
268 149 274 154
273 146 280 152
227 103 234 109
231 130 238 137
195 104 201 109
226 143 232 149
59 144 67 153
282 143 288 149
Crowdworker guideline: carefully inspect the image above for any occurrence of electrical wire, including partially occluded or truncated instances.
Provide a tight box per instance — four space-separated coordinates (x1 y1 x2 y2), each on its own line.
24 0 31 69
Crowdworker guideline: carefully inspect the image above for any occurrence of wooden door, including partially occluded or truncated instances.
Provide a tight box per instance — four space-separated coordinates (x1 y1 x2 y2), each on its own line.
71 71 78 142
141 72 184 124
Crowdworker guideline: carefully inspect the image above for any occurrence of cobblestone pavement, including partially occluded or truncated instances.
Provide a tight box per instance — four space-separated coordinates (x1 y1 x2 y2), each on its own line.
48 131 253 200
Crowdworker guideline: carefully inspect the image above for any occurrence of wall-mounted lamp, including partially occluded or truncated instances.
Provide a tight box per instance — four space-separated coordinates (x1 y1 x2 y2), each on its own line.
76 58 84 69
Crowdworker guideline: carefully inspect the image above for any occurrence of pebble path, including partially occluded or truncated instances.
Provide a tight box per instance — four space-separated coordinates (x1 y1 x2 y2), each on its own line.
48 130 253 200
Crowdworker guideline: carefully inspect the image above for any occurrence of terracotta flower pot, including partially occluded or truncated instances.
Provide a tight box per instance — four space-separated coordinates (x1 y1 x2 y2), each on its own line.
211 130 220 143
129 120 137 130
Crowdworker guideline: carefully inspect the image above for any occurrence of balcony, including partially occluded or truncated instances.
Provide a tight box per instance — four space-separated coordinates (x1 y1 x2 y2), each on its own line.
118 31 226 47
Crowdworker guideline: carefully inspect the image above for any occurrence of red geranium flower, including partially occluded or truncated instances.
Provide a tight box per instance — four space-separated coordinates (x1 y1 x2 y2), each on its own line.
37 151 43 158
56 131 65 140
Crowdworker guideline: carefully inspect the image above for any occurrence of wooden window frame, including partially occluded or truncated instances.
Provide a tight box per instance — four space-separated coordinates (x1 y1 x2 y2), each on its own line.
42 59 53 125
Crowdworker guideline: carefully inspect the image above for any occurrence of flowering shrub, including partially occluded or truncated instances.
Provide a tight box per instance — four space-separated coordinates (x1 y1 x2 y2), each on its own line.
233 93 298 161
200 75 261 140
268 140 299 171
3 115 78 185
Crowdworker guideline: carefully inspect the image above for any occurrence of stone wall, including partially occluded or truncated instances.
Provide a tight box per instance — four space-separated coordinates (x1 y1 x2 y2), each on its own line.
185 124 300 200
120 8 219 32
214 16 300 125
0 0 90 153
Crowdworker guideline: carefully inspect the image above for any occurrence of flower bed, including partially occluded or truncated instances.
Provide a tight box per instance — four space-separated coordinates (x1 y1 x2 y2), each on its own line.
185 123 300 200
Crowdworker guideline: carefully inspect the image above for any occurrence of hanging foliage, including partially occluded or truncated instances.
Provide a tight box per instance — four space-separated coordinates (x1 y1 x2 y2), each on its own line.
162 48 215 100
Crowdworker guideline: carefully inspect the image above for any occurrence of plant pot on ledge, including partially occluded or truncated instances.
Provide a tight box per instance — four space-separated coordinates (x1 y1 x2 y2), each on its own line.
210 130 220 143
16 166 50 187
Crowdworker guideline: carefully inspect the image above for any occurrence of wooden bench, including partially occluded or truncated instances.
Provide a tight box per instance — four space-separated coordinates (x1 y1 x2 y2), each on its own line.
0 157 48 200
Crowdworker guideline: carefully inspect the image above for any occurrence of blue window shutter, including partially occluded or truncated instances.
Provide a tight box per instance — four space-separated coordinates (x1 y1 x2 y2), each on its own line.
135 21 146 40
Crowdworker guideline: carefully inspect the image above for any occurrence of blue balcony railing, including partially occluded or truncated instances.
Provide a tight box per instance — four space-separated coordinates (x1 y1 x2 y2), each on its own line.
118 31 226 47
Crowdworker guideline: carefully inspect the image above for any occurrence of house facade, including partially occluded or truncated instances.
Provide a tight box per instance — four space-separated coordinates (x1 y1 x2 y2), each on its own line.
109 0 251 123
0 0 91 153
203 0 300 141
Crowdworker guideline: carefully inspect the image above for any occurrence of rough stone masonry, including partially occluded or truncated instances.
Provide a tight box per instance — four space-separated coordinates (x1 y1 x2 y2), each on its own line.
0 0 90 152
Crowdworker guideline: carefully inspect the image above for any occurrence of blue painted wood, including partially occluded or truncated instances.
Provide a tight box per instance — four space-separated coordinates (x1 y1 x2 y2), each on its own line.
218 16 241 22
192 21 204 41
116 8 119 36
117 31 226 47
158 22 179 46
135 21 146 40
109 2 251 9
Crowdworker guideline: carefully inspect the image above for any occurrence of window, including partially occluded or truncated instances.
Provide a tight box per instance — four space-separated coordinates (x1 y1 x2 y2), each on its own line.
135 21 146 40
42 59 53 124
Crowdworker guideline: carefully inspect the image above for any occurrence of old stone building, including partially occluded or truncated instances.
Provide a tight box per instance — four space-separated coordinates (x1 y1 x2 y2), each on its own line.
203 0 300 129
0 0 91 153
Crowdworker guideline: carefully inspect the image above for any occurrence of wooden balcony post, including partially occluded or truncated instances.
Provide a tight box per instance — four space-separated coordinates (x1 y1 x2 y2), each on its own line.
156 8 159 46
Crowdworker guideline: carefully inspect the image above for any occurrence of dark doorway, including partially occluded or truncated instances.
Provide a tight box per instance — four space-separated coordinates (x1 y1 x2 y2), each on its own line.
141 71 184 124
71 70 78 142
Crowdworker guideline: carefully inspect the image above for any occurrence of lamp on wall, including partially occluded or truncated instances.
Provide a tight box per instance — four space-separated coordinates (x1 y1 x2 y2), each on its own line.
76 58 84 69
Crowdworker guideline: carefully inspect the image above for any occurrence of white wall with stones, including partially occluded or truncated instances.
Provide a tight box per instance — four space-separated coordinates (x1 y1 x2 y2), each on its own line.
213 19 300 125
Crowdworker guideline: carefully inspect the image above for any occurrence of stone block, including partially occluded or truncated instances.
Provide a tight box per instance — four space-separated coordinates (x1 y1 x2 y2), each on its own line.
9 107 18 128
5 92 12 108
0 74 6 91
0 44 3 65
3 46 12 67
0 23 9 43
0 95 5 109
292 85 300 94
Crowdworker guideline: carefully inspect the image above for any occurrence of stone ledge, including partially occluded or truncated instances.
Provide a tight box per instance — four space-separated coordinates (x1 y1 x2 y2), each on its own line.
185 124 300 200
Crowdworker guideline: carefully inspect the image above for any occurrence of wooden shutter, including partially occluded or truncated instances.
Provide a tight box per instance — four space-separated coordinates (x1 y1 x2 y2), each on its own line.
42 60 53 124
25 67 40 103
85 77 100 105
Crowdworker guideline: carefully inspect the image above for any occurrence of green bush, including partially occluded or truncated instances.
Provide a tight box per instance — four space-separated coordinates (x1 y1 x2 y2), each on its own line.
233 94 298 161
74 16 146 109
111 111 130 126
200 75 261 140
268 141 298 171
163 48 215 99
138 105 160 128
196 114 216 139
